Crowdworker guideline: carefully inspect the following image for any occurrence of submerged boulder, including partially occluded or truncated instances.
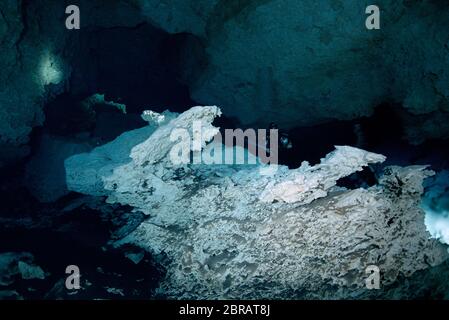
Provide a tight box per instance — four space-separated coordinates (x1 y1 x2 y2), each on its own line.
66 106 448 299
0 252 46 287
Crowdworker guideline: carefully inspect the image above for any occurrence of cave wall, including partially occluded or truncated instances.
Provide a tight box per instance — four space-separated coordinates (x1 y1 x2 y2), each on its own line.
137 0 449 140
2 0 449 167
0 0 162 166
0 0 69 166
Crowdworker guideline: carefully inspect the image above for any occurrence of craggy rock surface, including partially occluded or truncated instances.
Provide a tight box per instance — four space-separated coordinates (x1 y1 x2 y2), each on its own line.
0 252 46 299
66 106 448 299
0 0 176 166
2 0 449 167
0 0 68 166
138 0 449 141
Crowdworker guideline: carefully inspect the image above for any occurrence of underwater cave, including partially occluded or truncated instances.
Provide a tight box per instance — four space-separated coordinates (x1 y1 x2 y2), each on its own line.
1 0 449 303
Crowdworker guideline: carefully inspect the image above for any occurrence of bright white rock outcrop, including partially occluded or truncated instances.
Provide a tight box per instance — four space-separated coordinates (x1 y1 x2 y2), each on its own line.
259 146 386 204
65 106 448 299
423 170 449 245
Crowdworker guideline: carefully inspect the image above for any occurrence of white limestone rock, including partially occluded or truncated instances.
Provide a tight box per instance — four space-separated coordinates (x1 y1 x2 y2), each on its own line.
65 106 221 209
65 125 157 197
66 106 448 299
259 146 386 204
130 105 221 166
141 110 178 126
114 163 447 299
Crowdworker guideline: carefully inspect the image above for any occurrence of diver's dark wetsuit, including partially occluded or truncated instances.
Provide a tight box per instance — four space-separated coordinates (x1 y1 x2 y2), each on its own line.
267 122 293 167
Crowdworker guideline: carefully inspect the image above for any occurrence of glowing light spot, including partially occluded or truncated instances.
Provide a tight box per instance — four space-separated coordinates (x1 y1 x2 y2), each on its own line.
424 208 449 245
422 170 449 245
40 52 63 85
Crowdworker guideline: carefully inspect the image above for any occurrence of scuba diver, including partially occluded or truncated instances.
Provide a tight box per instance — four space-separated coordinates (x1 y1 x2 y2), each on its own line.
267 122 292 153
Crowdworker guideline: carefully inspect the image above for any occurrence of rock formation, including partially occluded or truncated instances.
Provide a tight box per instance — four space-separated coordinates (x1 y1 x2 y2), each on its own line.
66 106 448 299
0 252 46 299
